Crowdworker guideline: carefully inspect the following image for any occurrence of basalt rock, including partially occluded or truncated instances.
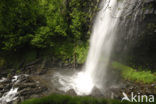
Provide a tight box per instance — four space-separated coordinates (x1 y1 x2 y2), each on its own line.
91 87 103 97
66 89 77 96
0 74 47 104
113 0 156 70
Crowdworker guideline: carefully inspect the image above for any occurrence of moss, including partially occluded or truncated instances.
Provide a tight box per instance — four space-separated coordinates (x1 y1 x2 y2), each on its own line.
21 94 107 104
112 61 156 84
21 94 137 104
0 57 5 68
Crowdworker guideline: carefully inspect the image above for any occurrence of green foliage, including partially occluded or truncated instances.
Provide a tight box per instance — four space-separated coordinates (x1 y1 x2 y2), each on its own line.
53 42 74 62
0 0 96 64
69 0 91 40
112 62 156 84
21 94 136 104
31 26 52 48
74 43 89 64
0 0 69 50
0 0 40 50
30 0 68 48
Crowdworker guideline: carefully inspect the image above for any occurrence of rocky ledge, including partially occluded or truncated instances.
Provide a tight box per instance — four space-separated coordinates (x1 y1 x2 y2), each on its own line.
0 74 47 104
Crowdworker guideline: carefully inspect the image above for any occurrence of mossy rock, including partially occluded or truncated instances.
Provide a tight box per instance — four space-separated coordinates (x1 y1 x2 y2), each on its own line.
0 57 5 69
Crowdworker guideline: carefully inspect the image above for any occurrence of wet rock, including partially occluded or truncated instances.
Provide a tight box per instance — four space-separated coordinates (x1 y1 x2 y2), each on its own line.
0 74 47 104
14 83 36 90
38 68 48 75
91 87 103 97
117 80 156 99
1 79 10 84
0 84 4 90
20 97 24 102
66 89 77 96
19 88 34 96
12 98 20 104
145 88 153 94
30 94 40 99
19 87 46 97
151 84 156 87
3 84 12 91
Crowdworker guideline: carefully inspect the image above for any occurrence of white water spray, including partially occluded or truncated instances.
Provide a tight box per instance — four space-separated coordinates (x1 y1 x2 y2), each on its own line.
0 88 18 104
53 0 128 95
0 74 29 103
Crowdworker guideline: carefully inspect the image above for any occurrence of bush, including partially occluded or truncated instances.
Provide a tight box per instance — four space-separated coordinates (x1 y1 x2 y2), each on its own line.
74 43 89 64
112 62 156 84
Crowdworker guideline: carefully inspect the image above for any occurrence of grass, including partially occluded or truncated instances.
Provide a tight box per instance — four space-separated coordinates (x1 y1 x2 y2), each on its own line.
112 61 156 84
21 94 139 104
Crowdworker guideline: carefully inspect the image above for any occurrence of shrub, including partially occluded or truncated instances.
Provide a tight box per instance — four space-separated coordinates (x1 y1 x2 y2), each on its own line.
112 62 156 84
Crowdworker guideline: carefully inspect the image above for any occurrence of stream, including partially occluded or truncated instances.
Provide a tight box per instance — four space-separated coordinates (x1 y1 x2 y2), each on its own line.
0 67 155 104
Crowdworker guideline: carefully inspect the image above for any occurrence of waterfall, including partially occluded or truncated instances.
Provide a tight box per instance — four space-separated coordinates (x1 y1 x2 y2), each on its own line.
72 0 125 95
53 0 132 95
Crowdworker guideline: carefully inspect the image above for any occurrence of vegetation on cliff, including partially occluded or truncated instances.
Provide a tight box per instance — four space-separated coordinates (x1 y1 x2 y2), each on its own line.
0 0 99 68
112 62 156 84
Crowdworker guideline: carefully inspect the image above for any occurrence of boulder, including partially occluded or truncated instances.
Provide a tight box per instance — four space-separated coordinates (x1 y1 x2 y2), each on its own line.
66 89 77 96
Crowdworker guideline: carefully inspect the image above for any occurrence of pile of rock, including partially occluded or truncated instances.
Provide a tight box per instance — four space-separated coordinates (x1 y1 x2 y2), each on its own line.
0 74 47 104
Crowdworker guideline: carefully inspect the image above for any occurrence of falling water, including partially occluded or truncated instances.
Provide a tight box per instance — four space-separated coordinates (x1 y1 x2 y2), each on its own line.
0 74 29 103
0 88 18 104
52 0 131 95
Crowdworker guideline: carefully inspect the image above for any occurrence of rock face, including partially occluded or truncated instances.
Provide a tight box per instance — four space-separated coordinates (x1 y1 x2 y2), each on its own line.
113 0 156 71
119 80 156 99
66 89 77 96
0 74 47 104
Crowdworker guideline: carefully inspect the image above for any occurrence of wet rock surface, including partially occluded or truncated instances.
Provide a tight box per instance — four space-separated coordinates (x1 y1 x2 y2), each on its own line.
0 74 47 104
90 81 156 100
37 69 156 100
121 81 156 96
66 89 77 96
